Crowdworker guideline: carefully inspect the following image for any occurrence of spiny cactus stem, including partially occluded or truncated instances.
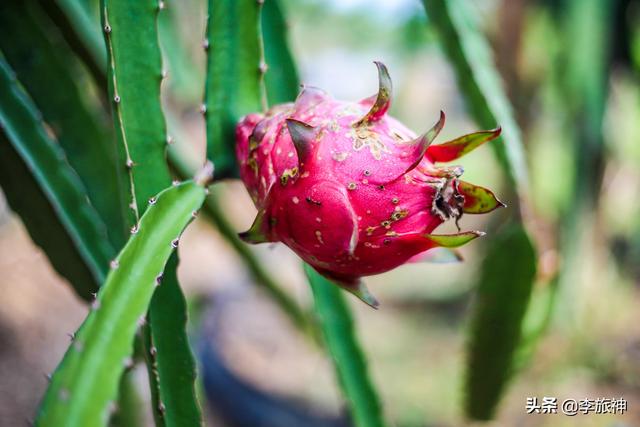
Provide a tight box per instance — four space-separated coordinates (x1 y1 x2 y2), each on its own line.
103 6 140 222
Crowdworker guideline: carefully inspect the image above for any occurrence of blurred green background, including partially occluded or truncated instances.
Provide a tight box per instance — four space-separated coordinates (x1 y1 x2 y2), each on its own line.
1 0 639 426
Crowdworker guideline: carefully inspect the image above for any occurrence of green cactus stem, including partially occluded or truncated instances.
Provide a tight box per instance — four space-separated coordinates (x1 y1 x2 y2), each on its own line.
36 180 207 427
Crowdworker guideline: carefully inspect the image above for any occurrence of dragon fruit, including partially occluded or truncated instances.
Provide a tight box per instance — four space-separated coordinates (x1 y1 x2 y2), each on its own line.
236 62 504 307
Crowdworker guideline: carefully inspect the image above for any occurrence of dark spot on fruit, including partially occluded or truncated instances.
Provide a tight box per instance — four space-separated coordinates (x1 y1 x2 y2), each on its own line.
306 196 322 206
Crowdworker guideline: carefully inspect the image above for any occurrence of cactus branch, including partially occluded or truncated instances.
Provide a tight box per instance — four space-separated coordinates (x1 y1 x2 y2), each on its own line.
36 181 207 427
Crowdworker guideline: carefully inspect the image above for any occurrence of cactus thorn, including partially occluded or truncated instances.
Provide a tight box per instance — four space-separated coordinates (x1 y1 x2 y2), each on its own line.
130 224 139 234
137 316 146 327
103 24 112 34
150 346 157 356
125 158 134 169
202 39 210 50
158 0 166 10
199 104 207 114
107 401 118 415
67 332 75 340
191 210 199 218
166 135 174 145
44 373 52 382
91 291 98 299
148 197 157 205
123 357 134 369
195 161 214 187
259 61 268 74
155 273 163 286
158 402 166 414
172 179 180 186
113 95 121 103
171 238 179 248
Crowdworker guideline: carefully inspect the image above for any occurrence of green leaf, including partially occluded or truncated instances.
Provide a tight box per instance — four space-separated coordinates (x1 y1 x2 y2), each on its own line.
101 0 202 424
262 0 300 105
304 265 386 427
464 224 536 420
0 1 128 249
0 55 113 300
421 0 529 198
36 181 206 427
204 0 266 178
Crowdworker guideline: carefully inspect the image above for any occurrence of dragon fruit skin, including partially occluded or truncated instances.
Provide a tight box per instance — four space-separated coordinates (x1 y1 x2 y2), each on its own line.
236 62 504 307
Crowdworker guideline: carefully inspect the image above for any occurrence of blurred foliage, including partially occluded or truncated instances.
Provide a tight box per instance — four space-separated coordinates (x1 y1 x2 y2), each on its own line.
465 224 536 420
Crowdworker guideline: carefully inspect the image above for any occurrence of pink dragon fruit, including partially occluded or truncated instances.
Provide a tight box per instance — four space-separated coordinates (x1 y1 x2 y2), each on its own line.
236 62 504 307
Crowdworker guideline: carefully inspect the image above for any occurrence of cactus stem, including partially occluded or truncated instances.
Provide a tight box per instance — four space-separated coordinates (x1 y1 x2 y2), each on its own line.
103 4 140 222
